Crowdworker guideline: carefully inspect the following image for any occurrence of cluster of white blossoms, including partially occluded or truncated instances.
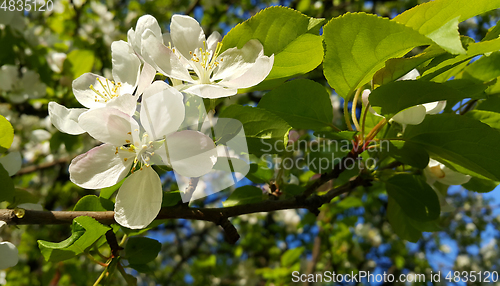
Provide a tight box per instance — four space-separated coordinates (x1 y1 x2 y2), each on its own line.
48 14 273 229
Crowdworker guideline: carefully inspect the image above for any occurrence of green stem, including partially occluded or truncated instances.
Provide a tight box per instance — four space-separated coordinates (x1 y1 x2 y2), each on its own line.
351 88 362 132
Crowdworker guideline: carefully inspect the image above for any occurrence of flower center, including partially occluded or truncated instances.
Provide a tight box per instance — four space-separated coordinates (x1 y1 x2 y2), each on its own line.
90 78 122 103
116 132 157 172
429 165 446 179
188 41 224 84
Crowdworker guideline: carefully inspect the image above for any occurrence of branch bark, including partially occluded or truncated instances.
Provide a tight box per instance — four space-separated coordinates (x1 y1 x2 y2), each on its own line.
0 177 366 243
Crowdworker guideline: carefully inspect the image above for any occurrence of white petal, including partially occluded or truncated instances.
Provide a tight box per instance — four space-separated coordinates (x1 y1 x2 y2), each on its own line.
212 39 267 82
391 105 427 125
78 108 136 146
183 84 237 99
424 101 446 115
439 166 471 185
111 40 141 89
114 167 162 229
0 242 18 269
69 144 133 189
361 89 382 117
141 29 193 82
130 15 162 56
219 54 274 89
398 68 420 81
170 15 205 62
0 151 22 176
105 93 137 116
72 73 107 109
206 31 222 54
136 62 156 96
163 130 217 177
140 81 185 139
48 102 87 135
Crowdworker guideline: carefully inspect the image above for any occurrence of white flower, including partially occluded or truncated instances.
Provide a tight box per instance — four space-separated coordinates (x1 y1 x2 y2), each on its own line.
46 52 67 73
0 65 46 103
137 14 274 98
424 159 471 185
49 40 154 135
0 222 19 270
362 69 446 126
69 82 217 228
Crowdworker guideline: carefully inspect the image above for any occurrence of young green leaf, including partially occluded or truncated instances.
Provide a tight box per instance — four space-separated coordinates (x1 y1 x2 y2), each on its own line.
404 114 500 181
258 79 334 130
387 198 421 242
38 216 111 262
385 174 440 222
0 164 15 203
0 115 14 152
124 237 162 265
223 185 264 207
73 195 114 211
323 12 432 99
393 0 500 54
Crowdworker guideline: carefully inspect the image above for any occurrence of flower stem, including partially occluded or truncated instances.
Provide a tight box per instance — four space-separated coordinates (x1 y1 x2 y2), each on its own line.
351 88 362 132
344 98 353 131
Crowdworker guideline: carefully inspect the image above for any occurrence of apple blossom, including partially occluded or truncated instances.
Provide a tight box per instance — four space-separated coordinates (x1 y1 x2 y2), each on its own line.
362 69 446 126
424 159 471 186
49 40 154 135
139 14 274 98
69 82 217 228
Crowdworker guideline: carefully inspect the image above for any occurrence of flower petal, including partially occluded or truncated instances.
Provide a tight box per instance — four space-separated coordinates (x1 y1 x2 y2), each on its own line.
114 167 163 229
0 151 22 176
440 166 471 185
136 62 156 96
48 102 87 135
0 242 18 269
141 29 193 82
424 101 446 115
219 54 274 89
111 40 141 90
206 31 222 54
105 93 137 116
212 39 271 83
72 73 107 109
183 83 237 99
140 81 185 139
69 144 133 189
78 107 136 146
163 130 217 177
391 105 427 125
129 14 162 57
398 68 420 81
170 15 205 62
361 89 382 117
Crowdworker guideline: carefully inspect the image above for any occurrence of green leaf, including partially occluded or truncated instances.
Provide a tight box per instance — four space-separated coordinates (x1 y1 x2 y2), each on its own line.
404 114 500 181
323 12 432 99
221 6 324 85
385 174 440 222
65 49 95 79
0 115 14 152
124 237 162 265
245 157 273 184
462 177 499 193
280 247 304 267
314 131 357 141
337 197 363 210
383 141 429 169
387 197 421 242
73 195 114 211
223 185 263 207
38 216 111 262
10 189 38 205
393 0 500 54
421 38 500 82
306 139 351 174
281 184 305 197
218 105 291 156
462 51 500 82
369 80 485 118
373 45 447 86
161 190 182 207
257 79 333 130
483 20 500 42
0 164 15 202
476 96 500 112
465 110 500 130
100 178 125 199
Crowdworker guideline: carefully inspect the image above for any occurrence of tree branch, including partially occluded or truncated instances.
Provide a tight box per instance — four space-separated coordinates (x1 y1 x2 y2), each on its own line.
0 177 366 243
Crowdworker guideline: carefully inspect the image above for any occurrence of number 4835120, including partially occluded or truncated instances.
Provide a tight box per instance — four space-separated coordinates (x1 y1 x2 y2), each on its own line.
1 0 54 12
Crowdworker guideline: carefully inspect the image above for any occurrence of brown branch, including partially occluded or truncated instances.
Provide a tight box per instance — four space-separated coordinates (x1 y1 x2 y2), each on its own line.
0 177 366 243
15 157 70 176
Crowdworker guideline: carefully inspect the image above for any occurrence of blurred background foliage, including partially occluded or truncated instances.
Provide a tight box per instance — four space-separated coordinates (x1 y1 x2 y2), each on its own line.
1 0 500 285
